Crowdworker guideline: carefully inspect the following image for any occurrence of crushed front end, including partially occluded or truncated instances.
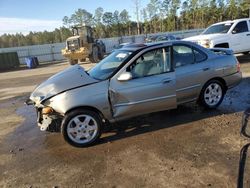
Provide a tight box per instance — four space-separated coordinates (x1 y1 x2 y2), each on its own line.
26 65 98 133
26 98 62 132
36 106 62 132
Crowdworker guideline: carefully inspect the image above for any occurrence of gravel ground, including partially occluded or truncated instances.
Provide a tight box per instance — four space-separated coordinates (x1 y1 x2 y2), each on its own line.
0 56 250 188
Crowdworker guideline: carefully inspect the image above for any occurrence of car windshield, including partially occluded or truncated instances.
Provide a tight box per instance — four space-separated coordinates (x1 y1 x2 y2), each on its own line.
156 36 167 41
202 23 233 34
88 50 133 80
156 35 175 41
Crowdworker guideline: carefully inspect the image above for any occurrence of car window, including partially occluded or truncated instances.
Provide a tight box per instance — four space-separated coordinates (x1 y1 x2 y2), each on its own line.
127 47 171 78
194 49 207 62
173 45 194 68
157 36 169 41
233 21 249 34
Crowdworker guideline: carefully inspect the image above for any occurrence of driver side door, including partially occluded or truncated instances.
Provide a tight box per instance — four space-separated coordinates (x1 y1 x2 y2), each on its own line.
231 21 250 53
109 46 176 120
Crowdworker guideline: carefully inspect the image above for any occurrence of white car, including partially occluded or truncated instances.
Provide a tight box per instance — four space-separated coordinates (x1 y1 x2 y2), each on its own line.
184 18 250 54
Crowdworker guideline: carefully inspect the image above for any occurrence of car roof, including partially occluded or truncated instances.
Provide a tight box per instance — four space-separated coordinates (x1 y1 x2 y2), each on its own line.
213 18 250 25
120 41 196 51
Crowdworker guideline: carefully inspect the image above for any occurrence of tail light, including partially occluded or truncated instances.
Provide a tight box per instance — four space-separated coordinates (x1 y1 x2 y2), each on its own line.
237 60 241 72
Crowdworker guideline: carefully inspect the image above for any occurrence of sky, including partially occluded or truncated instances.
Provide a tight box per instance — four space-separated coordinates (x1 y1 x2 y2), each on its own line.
0 0 148 35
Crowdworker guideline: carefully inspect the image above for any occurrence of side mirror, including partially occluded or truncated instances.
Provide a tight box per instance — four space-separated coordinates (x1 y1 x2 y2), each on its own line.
232 30 237 34
117 72 132 81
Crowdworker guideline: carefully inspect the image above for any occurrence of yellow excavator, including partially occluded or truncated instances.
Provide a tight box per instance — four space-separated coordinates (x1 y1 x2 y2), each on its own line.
61 25 106 65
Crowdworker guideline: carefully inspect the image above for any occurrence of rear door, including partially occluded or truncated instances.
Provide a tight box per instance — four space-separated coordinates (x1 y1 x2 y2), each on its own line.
174 44 212 104
109 46 176 120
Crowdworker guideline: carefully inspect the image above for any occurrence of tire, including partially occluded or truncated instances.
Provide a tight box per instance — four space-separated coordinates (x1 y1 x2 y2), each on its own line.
243 52 249 55
89 45 99 63
61 109 102 147
98 46 104 60
199 80 225 109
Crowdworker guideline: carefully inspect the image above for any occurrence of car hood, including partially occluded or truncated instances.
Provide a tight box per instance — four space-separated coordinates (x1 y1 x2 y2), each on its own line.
184 33 225 42
30 65 98 105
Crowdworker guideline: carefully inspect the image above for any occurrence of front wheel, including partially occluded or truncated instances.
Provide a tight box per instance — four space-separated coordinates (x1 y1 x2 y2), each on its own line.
69 59 78 65
199 80 225 109
61 109 102 147
89 46 99 63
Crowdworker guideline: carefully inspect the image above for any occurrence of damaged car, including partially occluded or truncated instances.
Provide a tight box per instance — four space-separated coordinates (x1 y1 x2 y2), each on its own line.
27 41 242 147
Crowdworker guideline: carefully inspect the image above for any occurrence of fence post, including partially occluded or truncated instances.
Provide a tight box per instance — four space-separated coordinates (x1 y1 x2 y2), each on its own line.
51 45 55 61
27 48 30 57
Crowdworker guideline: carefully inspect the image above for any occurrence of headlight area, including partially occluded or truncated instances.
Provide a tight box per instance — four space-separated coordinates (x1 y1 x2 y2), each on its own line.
198 39 212 48
37 106 63 132
42 106 54 114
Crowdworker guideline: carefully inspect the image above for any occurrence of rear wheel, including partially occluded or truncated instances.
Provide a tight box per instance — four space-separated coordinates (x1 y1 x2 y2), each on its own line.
199 80 225 109
61 109 102 147
89 46 99 63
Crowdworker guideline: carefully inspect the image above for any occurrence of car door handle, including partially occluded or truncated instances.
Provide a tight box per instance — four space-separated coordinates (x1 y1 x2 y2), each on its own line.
247 34 250 36
162 79 172 84
203 67 210 71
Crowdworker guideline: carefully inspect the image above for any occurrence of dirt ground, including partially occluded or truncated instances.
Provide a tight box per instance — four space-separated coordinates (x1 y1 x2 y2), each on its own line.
0 56 250 188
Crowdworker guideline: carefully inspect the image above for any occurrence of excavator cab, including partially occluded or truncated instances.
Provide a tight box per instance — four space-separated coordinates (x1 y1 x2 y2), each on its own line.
72 26 94 43
72 27 79 36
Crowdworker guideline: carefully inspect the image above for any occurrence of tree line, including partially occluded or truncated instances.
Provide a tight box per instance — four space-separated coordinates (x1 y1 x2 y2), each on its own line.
0 0 249 48
0 27 71 48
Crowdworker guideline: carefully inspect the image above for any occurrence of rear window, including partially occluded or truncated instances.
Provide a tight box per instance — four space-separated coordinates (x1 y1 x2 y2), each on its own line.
173 45 194 67
173 45 207 68
194 49 207 62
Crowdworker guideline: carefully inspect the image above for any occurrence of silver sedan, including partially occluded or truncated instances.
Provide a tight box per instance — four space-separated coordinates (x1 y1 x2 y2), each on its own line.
27 41 242 147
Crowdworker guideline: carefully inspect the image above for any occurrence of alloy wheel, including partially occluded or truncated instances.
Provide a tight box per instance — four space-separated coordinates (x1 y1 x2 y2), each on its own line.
66 114 98 144
204 83 223 106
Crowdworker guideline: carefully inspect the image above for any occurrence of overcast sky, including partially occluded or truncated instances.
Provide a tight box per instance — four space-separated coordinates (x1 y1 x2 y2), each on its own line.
0 0 148 35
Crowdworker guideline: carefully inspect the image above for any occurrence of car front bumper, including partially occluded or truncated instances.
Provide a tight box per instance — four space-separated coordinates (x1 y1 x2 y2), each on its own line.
36 107 62 132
